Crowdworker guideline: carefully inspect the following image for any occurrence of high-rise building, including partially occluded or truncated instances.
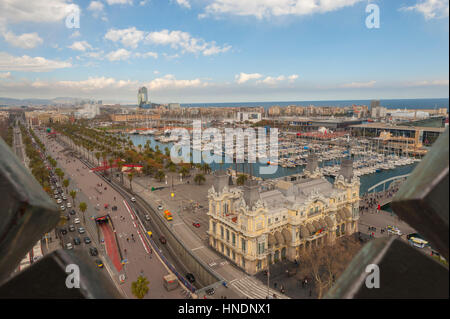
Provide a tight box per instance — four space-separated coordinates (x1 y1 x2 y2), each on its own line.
168 103 181 110
138 87 149 107
370 100 380 113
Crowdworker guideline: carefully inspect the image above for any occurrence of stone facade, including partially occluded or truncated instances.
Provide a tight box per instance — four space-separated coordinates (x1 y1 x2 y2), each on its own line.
207 163 360 275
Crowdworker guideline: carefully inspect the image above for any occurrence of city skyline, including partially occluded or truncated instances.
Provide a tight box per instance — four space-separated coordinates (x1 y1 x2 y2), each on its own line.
0 0 449 103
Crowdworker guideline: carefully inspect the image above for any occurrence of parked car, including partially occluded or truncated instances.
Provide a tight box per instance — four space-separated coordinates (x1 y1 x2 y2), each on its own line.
67 202 72 208
205 287 215 295
78 227 85 234
62 195 67 201
84 237 91 244
60 228 67 235
73 237 81 245
89 247 98 256
74 218 80 224
145 214 150 221
69 209 76 215
65 243 73 250
192 222 200 228
60 205 65 211
159 235 167 244
185 273 195 283
387 225 402 236
68 225 75 232
130 197 136 202
57 199 62 204
157 205 163 210
54 194 59 199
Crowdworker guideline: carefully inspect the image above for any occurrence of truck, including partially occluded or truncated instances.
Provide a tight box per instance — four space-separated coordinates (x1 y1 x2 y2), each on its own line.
164 210 173 221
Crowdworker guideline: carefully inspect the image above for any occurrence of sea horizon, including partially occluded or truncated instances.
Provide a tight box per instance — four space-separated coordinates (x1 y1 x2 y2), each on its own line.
181 97 449 110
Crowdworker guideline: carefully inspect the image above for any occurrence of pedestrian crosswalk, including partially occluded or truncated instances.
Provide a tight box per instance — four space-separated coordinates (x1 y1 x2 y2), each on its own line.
230 276 290 299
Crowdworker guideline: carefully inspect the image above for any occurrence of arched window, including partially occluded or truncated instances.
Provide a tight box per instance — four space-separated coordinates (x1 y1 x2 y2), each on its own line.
341 223 345 234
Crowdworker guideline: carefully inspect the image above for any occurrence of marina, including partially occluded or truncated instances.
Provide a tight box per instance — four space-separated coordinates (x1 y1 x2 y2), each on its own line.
124 130 420 195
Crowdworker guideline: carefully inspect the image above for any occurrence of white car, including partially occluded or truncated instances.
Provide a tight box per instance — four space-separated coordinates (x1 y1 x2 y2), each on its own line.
67 202 72 208
131 197 136 202
57 199 62 204
65 243 73 250
74 218 80 224
387 226 402 236
62 195 67 201
157 205 163 210
60 205 66 211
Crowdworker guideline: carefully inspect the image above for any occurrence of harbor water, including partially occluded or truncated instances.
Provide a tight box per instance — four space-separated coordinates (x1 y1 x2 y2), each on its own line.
129 134 418 195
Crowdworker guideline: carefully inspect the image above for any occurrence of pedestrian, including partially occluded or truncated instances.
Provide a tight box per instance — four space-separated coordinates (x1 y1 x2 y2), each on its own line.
274 282 277 289
309 289 312 297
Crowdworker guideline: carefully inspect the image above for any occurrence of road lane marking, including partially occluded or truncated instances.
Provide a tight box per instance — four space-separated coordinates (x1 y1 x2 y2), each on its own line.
123 200 135 220
136 230 150 254
191 246 204 251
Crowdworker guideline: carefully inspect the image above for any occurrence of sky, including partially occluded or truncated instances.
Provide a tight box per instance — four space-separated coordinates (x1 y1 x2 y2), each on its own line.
0 0 448 104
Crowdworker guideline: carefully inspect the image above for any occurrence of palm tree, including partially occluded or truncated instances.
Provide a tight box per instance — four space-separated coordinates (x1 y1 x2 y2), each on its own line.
155 169 165 182
70 190 77 205
108 158 114 178
63 179 70 194
131 275 149 299
79 202 87 223
95 152 101 166
237 174 247 186
128 171 134 191
201 163 211 174
180 166 189 178
194 173 206 185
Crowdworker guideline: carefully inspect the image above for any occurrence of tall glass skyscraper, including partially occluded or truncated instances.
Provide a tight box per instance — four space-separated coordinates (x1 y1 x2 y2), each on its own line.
138 87 149 107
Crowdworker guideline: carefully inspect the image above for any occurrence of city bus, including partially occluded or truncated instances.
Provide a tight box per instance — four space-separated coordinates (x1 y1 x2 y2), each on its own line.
407 233 429 249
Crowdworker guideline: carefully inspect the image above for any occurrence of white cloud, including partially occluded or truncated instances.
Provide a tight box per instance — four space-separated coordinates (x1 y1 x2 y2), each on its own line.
144 74 207 90
0 0 80 25
2 31 43 49
340 80 376 88
0 52 71 72
70 31 81 38
404 79 449 87
68 41 93 52
202 0 362 19
88 1 104 11
106 48 131 61
106 0 133 5
257 75 286 85
401 0 449 19
88 1 108 20
255 74 299 85
84 50 105 59
288 74 299 82
135 51 158 59
176 0 191 9
0 71 12 79
235 72 263 84
105 27 145 48
146 29 231 56
139 1 148 6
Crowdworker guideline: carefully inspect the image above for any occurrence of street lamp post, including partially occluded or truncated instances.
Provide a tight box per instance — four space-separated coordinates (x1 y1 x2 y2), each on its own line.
267 250 274 298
